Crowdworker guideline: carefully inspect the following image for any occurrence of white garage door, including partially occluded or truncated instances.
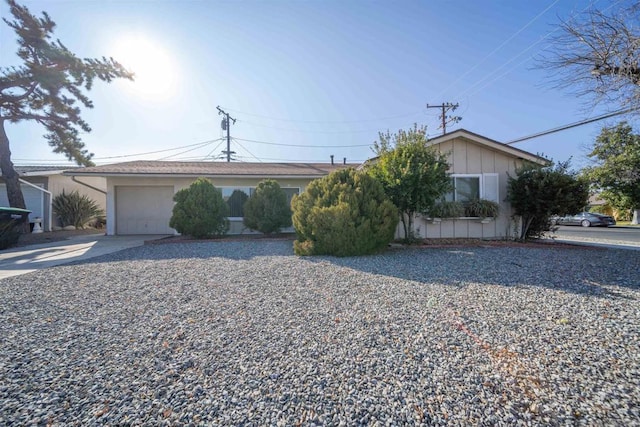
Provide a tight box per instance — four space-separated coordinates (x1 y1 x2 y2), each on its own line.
116 186 174 234
0 183 44 221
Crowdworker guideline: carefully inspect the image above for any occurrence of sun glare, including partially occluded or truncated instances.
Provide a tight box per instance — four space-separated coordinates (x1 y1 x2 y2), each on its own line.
111 35 177 100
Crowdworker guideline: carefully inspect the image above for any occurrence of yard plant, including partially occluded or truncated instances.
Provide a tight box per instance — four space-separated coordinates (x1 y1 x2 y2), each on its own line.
367 125 451 241
170 178 229 238
507 161 588 240
52 190 104 229
243 179 292 234
291 168 398 257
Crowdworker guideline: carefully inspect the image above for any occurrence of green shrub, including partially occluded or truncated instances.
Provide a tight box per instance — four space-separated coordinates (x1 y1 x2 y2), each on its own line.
52 190 104 228
0 220 21 250
428 200 465 218
292 168 398 256
226 189 249 217
464 199 500 218
243 179 292 234
169 178 229 238
507 161 588 240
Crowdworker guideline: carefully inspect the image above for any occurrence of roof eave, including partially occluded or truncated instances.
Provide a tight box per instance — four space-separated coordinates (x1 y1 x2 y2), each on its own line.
64 172 334 179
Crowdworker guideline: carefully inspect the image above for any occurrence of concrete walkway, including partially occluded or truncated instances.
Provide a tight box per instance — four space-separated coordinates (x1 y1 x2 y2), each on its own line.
0 234 168 280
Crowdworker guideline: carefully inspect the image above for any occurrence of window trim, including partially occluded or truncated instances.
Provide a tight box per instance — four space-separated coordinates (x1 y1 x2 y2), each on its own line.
448 174 482 202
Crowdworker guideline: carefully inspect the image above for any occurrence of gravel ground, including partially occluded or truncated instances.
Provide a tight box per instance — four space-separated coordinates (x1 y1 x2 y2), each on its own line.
0 241 638 426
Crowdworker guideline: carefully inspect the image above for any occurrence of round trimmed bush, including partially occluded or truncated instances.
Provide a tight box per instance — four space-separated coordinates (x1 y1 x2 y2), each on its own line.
243 179 292 234
291 168 398 256
169 178 229 238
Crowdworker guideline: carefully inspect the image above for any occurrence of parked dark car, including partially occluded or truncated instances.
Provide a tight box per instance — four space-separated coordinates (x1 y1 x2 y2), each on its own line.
557 212 616 227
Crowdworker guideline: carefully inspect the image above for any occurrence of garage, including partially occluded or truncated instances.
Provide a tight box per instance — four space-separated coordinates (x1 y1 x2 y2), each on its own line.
115 186 174 234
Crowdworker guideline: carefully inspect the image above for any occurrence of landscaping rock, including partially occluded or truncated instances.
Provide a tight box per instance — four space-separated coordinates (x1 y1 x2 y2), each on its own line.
0 241 638 425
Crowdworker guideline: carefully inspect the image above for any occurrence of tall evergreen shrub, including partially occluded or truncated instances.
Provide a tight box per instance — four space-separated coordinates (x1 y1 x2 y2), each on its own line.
169 178 229 238
291 168 398 256
243 179 292 234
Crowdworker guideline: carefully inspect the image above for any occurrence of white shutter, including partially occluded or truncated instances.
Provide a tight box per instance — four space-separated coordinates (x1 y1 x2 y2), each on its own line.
482 174 499 202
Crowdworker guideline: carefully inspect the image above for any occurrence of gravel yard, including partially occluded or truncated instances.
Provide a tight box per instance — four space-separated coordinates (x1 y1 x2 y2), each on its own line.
0 241 638 426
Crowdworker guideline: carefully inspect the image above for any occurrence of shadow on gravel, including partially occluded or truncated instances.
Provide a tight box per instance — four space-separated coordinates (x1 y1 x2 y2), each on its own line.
304 246 639 300
61 240 638 299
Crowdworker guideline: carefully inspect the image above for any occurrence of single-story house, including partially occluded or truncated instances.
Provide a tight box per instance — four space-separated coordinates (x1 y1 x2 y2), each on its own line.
0 166 106 231
65 161 353 235
63 129 548 239
413 128 548 239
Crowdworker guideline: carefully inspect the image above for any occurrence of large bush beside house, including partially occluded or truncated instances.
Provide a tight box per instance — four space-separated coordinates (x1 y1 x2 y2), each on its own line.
243 179 292 234
52 190 104 229
170 178 229 238
507 161 588 240
291 168 398 257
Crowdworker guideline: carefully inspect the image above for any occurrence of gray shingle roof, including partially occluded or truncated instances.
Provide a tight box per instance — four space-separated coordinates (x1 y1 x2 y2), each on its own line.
65 161 356 177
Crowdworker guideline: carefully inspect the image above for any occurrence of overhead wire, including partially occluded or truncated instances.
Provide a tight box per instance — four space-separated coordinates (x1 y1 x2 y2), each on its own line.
506 107 636 145
219 106 426 124
232 136 373 148
435 0 562 101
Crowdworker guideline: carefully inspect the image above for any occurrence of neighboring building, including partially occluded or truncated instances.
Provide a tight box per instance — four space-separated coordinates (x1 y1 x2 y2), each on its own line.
414 129 549 239
65 161 353 235
0 166 106 231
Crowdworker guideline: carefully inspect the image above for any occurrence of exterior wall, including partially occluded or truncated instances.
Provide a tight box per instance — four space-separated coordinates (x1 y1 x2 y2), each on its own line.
47 175 106 211
408 136 528 239
105 176 315 235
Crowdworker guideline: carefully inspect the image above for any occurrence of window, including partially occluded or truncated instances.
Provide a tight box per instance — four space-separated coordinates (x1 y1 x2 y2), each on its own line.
222 187 252 218
445 174 499 205
221 186 300 218
445 175 480 203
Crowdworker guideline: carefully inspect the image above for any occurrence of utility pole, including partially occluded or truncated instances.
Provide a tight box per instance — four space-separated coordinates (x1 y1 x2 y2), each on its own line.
217 106 236 162
427 102 462 135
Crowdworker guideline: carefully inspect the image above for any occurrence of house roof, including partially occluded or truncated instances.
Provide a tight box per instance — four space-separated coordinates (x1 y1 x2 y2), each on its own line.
64 160 356 178
427 129 550 165
15 166 81 176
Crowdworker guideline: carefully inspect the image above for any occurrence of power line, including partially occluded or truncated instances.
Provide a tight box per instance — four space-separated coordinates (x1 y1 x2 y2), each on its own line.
506 107 636 145
435 0 562 101
231 138 263 163
220 106 425 124
157 139 220 160
233 136 372 148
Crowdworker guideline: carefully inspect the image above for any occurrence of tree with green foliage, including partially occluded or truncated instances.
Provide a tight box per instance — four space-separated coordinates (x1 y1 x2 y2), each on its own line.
0 0 132 215
291 168 398 257
170 178 229 238
243 179 292 234
507 161 589 240
583 122 640 224
368 124 451 241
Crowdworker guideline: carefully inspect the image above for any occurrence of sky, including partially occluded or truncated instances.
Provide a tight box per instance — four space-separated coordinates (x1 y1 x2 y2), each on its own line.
1 0 638 169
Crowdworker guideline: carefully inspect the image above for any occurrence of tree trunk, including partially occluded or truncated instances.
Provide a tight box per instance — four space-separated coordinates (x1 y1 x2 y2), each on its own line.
0 122 26 210
0 121 29 234
632 209 639 225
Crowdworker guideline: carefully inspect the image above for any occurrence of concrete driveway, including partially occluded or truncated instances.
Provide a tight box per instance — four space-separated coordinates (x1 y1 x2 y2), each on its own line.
0 234 168 280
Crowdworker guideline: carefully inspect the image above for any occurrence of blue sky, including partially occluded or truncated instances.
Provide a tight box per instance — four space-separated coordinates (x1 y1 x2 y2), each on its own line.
1 0 636 168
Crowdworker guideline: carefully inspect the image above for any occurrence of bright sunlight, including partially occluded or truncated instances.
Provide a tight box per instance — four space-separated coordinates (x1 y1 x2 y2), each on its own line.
110 35 177 100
